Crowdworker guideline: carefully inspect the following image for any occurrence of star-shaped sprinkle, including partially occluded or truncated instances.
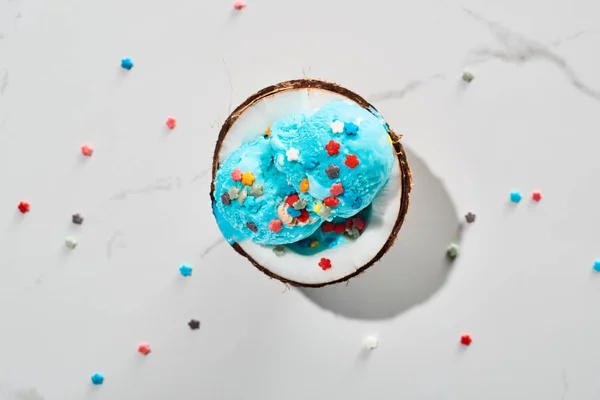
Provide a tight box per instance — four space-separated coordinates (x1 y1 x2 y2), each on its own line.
287 207 301 218
81 145 93 157
269 219 282 232
325 140 340 156
165 116 176 129
352 215 365 231
249 184 263 197
345 154 359 169
344 122 359 136
221 192 231 205
322 222 334 233
465 212 476 223
18 201 30 214
285 194 299 207
334 223 345 234
345 227 360 240
299 178 309 193
446 243 459 259
91 373 104 385
241 172 255 186
72 213 84 225
246 221 258 232
510 190 522 203
304 157 319 170
138 343 151 355
330 183 344 196
286 147 300 161
292 199 307 210
296 209 309 223
237 189 248 204
460 334 472 346
265 126 271 137
313 202 322 212
364 336 379 350
461 70 474 83
228 186 240 200
316 204 331 218
273 245 286 256
231 168 243 181
323 196 339 207
233 0 246 9
593 260 600 272
532 191 542 202
179 264 192 277
319 258 332 271
330 120 344 134
65 237 78 249
121 58 134 70
325 164 340 179
188 319 200 330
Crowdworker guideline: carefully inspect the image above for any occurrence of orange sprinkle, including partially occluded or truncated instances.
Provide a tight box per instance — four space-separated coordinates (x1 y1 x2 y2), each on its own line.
265 126 271 137
299 178 309 193
241 172 256 186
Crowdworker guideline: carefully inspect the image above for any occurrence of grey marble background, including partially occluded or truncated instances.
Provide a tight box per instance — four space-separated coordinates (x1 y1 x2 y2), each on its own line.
1 0 599 398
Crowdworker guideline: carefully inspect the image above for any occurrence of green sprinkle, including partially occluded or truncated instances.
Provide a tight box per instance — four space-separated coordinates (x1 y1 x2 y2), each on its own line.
292 199 307 210
273 245 286 257
462 70 474 83
250 184 264 198
238 189 248 205
228 186 240 200
446 243 460 259
344 227 360 240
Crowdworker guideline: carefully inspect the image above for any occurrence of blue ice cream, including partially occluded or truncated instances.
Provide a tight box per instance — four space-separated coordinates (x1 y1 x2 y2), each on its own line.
213 100 394 246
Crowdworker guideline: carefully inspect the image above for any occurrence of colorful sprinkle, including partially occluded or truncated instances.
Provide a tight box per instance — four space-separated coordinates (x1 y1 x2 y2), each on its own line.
286 147 300 161
352 216 365 231
309 240 320 248
221 192 231 205
228 186 240 200
81 145 93 157
285 194 299 207
138 343 151 356
388 135 393 145
249 184 264 197
313 202 322 212
345 154 360 169
465 212 476 223
510 190 522 203
532 191 542 202
273 245 286 256
322 222 334 233
292 199 307 210
269 219 282 232
344 122 359 136
345 227 360 240
325 140 340 156
593 260 600 272
316 204 331 218
188 319 200 330
17 201 30 214
246 221 258 232
241 172 255 186
287 207 301 218
319 258 332 271
460 334 472 346
91 373 104 385
351 197 363 209
265 126 271 137
237 189 248 204
233 0 246 9
325 164 340 179
179 264 193 277
364 336 379 350
462 70 474 83
330 183 344 196
304 157 319 170
72 213 84 225
231 168 243 181
323 196 339 207
65 237 78 249
334 223 345 234
330 120 344 134
165 116 176 129
296 209 309 223
121 58 134 70
446 243 460 259
299 178 309 193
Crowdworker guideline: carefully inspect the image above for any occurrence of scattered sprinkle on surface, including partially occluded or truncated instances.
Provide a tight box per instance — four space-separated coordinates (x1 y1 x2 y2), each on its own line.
241 172 255 186
323 196 339 207
188 319 200 330
65 237 78 249
72 213 84 225
364 336 379 350
17 201 30 214
249 184 263 197
344 122 359 136
462 70 474 82
246 221 258 232
319 258 332 271
532 191 542 202
233 0 246 9
299 178 309 193
325 140 340 156
510 190 522 203
330 183 344 196
179 264 193 277
593 260 600 272
138 343 151 355
273 245 286 256
460 334 472 346
81 145 93 157
325 164 340 179
446 243 459 259
165 116 176 129
268 219 282 232
91 373 104 385
465 212 476 223
292 199 307 210
121 58 134 70
345 154 359 169
286 147 300 161
231 168 243 181
330 120 344 134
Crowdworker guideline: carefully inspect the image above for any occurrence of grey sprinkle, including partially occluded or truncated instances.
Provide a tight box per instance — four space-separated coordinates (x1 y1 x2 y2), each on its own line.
446 243 460 260
72 214 84 225
462 70 474 83
246 221 258 232
292 199 307 210
325 164 340 179
221 192 231 205
344 227 360 240
465 212 476 223
228 186 240 200
238 189 248 204
250 184 264 197
273 245 286 256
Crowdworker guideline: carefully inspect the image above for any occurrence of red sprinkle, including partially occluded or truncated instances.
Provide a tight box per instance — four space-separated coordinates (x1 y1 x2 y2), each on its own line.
231 168 243 181
460 334 472 346
233 0 246 9
81 145 93 157
352 215 365 231
330 183 344 196
319 258 332 271
296 209 309 223
165 116 176 129
532 191 542 202
334 223 345 234
345 154 360 169
138 343 151 355
325 140 340 156
323 196 339 207
345 219 353 229
268 220 282 232
17 201 30 214
285 194 299 207
321 222 335 233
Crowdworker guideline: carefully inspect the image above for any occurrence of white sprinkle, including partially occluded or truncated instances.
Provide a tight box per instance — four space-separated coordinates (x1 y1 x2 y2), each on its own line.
330 120 344 134
286 147 300 162
355 117 363 126
65 237 78 249
364 336 379 350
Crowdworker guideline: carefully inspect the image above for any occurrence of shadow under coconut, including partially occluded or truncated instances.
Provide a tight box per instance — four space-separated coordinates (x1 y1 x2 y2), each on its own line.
299 147 462 320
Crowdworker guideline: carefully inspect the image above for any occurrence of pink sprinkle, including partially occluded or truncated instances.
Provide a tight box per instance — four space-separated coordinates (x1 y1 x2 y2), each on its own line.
231 168 243 181
233 0 246 10
81 145 93 157
330 183 344 196
268 219 282 233
165 116 176 129
138 342 151 355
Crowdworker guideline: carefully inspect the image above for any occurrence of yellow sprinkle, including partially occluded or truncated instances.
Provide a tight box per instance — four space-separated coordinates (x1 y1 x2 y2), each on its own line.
299 178 309 193
310 240 320 248
265 126 271 137
388 135 393 145
313 202 321 212
241 172 256 186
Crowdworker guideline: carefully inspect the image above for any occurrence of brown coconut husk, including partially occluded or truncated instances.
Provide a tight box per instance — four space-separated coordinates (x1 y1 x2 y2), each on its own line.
210 79 412 288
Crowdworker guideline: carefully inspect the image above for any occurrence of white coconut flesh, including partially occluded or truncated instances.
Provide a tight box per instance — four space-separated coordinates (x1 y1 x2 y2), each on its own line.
217 88 403 286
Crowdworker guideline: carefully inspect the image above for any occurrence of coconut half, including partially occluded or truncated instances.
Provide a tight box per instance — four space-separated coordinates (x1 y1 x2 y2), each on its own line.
210 79 411 287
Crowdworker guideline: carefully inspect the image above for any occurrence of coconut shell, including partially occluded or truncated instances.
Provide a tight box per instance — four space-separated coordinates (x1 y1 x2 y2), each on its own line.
210 79 412 288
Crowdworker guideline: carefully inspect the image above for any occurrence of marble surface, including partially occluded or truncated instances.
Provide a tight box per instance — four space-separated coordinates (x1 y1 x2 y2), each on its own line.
1 0 600 398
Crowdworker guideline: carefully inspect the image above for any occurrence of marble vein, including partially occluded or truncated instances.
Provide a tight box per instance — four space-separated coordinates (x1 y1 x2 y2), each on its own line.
0 69 7 95
369 74 445 102
111 177 182 200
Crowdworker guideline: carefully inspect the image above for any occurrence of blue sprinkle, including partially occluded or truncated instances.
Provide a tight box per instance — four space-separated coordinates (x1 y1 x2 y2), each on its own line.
304 157 319 170
594 260 600 272
179 264 193 277
510 190 522 203
121 58 134 70
298 239 311 248
352 197 363 209
282 185 296 196
344 122 359 136
91 373 104 385
323 237 337 248
287 207 301 217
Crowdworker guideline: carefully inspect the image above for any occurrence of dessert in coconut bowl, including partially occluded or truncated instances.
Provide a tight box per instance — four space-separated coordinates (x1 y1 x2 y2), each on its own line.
210 79 411 287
